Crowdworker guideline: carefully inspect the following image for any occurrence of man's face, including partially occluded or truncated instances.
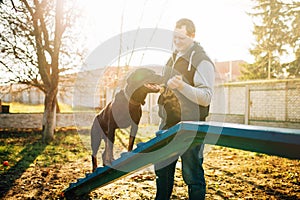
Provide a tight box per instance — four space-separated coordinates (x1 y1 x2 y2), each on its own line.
173 25 194 53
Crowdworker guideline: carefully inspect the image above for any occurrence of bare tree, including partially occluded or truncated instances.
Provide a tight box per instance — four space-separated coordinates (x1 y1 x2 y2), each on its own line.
0 0 84 143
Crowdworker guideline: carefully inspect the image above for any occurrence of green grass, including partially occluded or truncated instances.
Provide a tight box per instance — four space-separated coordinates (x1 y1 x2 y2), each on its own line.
0 129 89 172
2 102 75 113
3 102 96 113
0 124 159 176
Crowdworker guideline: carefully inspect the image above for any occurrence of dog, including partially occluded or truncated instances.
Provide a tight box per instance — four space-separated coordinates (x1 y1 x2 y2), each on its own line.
91 68 163 171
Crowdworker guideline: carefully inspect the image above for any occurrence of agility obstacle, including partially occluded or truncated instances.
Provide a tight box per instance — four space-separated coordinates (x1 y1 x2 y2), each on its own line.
62 121 300 198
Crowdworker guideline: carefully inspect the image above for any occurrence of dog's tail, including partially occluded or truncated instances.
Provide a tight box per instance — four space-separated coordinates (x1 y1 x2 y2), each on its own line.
91 116 103 157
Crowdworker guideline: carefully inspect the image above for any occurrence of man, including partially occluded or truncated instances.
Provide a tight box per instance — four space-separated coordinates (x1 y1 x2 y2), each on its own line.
155 18 215 200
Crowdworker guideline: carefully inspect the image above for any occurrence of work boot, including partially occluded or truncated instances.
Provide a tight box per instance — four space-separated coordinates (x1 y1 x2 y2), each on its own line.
92 155 97 172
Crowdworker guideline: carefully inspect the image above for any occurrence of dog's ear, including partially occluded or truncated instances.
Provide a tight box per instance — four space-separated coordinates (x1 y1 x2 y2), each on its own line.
126 68 155 84
127 72 145 84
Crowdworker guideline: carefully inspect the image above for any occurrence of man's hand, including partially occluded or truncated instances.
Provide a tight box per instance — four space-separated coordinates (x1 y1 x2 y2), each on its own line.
167 75 184 90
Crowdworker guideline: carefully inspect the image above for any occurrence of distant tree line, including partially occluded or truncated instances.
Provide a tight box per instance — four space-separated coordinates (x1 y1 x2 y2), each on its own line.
241 0 300 80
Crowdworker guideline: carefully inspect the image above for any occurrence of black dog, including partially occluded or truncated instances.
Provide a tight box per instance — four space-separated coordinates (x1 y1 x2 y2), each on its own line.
91 68 162 171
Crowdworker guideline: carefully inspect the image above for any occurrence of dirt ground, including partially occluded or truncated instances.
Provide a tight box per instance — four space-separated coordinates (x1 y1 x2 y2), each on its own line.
0 130 299 200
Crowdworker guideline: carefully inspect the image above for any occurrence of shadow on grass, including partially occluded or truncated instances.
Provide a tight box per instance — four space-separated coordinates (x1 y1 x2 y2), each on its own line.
0 130 47 198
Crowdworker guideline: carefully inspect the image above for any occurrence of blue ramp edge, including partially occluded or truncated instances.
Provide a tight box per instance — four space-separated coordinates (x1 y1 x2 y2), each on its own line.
62 122 300 198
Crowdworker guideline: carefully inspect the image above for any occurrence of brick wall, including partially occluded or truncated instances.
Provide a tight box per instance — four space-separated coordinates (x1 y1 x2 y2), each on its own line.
0 111 153 129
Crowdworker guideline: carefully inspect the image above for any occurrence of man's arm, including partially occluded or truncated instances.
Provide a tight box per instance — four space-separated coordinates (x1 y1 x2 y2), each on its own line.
177 60 215 106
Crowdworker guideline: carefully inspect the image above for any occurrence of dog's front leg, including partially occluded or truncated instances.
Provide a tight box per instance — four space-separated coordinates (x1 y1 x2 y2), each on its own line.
91 117 102 172
103 127 116 166
128 123 138 151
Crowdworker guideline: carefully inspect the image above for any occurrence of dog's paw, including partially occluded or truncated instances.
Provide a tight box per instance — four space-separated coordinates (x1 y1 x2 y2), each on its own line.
92 166 97 172
102 162 111 167
103 158 115 167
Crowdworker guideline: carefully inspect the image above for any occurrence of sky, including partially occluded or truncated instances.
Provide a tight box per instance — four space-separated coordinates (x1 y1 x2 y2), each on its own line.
79 0 256 67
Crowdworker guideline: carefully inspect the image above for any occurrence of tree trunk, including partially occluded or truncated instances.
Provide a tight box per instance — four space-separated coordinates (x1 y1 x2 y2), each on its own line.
42 88 58 144
56 98 61 113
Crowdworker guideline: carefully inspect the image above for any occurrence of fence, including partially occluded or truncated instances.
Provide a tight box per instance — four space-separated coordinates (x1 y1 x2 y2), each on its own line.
0 113 95 129
1 79 300 130
209 79 300 129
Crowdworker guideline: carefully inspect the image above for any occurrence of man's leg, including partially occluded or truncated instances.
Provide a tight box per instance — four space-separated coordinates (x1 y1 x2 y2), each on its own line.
154 158 178 200
181 144 206 200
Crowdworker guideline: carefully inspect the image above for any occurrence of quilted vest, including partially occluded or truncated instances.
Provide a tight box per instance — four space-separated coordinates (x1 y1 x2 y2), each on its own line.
158 42 213 129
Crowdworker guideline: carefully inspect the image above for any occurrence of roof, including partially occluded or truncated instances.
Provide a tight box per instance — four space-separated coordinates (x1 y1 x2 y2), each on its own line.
214 60 246 82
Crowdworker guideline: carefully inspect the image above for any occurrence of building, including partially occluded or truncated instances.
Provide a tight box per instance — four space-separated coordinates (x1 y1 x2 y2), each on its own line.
0 60 246 108
214 60 246 82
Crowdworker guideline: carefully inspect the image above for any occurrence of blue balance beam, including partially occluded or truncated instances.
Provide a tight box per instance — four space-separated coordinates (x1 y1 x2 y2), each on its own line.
62 122 300 198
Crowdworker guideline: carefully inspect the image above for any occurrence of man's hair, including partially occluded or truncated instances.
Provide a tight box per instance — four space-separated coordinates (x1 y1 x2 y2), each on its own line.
175 18 195 36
